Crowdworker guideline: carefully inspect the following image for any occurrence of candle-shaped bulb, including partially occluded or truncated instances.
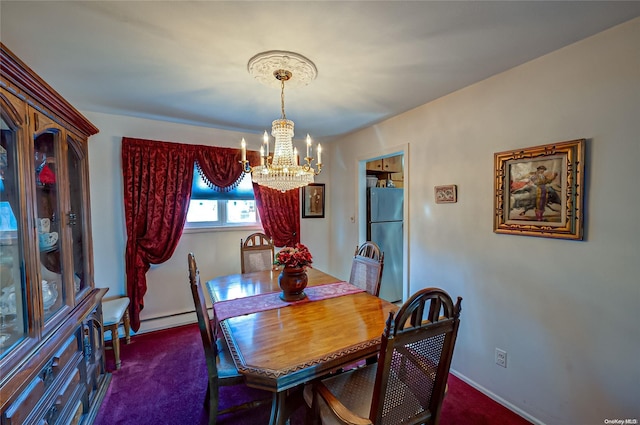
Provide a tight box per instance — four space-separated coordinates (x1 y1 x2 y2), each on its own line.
241 138 246 162
294 147 299 165
263 131 269 157
317 144 322 164
260 146 265 166
306 134 311 158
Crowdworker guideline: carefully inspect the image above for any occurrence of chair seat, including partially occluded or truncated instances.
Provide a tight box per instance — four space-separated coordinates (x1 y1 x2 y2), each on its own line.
304 365 377 425
304 360 440 425
216 338 243 382
103 297 130 325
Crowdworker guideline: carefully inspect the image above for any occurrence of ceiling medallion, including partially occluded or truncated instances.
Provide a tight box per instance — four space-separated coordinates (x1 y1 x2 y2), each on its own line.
247 50 318 89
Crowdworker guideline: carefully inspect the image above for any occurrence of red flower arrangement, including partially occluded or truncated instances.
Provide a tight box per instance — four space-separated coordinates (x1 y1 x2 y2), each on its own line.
274 243 313 269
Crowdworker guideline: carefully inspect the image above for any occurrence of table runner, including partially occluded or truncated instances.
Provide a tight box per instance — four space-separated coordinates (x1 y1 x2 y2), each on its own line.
213 281 364 322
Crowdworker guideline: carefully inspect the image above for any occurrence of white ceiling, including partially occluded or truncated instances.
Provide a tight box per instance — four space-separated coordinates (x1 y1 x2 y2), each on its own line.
1 1 639 141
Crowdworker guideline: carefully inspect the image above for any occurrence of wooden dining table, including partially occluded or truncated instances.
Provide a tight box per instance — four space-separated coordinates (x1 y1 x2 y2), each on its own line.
206 267 398 425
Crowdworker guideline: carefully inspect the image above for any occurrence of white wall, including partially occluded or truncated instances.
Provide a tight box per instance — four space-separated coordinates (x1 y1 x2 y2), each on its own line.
84 112 329 332
328 18 640 425
83 18 639 425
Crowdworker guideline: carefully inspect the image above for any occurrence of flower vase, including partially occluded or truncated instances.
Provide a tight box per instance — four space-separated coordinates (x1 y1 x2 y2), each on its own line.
278 267 308 301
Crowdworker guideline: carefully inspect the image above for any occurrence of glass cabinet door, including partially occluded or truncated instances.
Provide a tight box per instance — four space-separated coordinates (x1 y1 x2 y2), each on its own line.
34 132 64 321
0 117 27 357
67 136 90 298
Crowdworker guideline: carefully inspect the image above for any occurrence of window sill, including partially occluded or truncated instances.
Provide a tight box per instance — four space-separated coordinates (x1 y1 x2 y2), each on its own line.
182 224 264 234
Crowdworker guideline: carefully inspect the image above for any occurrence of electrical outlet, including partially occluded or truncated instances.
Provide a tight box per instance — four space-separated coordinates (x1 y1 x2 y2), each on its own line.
495 348 507 368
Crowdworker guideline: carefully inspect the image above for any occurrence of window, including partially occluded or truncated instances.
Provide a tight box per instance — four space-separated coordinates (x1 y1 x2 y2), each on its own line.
185 166 259 229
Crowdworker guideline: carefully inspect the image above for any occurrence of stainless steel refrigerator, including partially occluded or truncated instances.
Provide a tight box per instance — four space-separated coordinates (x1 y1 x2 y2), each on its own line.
367 187 403 302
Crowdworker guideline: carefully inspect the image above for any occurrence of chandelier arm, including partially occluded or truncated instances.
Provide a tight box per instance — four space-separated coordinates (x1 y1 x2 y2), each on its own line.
240 159 253 173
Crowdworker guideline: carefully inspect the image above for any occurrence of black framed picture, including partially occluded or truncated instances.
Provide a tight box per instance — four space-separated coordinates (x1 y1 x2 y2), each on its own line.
302 183 325 218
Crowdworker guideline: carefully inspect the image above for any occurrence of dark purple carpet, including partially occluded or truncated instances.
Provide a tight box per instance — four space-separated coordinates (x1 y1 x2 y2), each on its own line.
94 324 531 425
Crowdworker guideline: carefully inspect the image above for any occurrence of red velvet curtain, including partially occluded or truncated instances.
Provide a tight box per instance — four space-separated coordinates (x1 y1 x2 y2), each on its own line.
229 149 301 247
253 184 300 247
122 137 196 331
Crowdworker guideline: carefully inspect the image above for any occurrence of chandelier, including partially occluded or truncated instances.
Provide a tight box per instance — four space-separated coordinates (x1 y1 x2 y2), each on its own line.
240 51 322 192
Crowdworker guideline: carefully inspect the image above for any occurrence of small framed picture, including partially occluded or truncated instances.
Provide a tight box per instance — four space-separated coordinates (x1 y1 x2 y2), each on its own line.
302 183 325 218
434 185 457 204
494 138 585 240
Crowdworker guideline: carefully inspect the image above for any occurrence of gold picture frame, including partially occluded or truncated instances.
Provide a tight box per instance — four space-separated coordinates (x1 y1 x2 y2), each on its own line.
494 139 585 240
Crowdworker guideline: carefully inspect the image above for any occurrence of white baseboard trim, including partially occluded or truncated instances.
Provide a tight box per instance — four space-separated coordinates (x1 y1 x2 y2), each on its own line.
137 311 198 334
450 369 544 425
104 310 198 341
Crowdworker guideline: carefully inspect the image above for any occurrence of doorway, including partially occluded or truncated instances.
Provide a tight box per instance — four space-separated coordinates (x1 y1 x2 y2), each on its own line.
359 149 408 303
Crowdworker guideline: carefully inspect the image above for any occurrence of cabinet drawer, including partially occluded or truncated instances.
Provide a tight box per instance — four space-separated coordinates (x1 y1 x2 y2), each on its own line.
3 377 46 425
36 368 81 425
2 334 81 425
68 401 83 425
51 368 81 425
51 334 82 380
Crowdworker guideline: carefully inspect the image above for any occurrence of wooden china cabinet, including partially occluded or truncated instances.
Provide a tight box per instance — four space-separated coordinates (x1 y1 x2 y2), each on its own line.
0 44 109 424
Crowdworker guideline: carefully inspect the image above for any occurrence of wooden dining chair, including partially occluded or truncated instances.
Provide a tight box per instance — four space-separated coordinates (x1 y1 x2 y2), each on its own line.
304 287 463 425
240 232 275 273
187 253 269 424
354 241 383 261
349 241 384 296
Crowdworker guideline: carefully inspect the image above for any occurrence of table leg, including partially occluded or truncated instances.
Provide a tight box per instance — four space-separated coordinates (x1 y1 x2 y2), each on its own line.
269 392 286 425
269 386 305 425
